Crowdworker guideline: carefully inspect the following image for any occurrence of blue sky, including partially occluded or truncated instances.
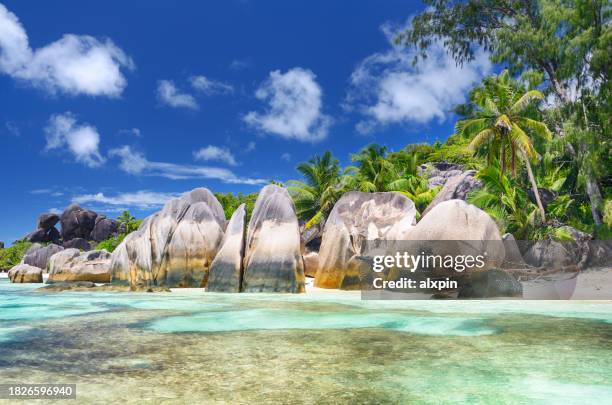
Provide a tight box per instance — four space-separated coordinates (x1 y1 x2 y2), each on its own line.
0 0 493 244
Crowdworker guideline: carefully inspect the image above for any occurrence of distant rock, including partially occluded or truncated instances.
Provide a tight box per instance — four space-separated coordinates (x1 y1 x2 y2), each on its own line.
501 233 527 269
407 200 505 272
458 269 523 298
242 185 305 293
0 241 4 249
63 238 92 251
422 170 481 216
47 249 112 283
8 264 43 283
527 188 557 209
303 251 319 278
91 217 119 242
23 243 64 271
315 192 417 290
207 204 246 292
111 188 226 288
419 162 464 187
60 204 98 241
25 227 60 243
37 213 60 230
523 225 593 269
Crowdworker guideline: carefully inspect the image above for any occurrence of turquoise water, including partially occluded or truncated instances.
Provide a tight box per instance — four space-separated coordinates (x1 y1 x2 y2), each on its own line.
1 279 611 404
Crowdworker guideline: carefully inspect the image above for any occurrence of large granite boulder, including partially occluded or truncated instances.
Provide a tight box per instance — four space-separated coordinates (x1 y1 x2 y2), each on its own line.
111 188 226 288
23 243 64 271
91 217 119 242
419 162 464 187
60 204 98 241
315 192 417 290
47 249 112 283
421 170 481 216
523 225 593 269
8 264 43 283
109 231 138 285
406 200 505 272
207 204 246 292
37 213 60 230
242 185 305 293
25 227 60 243
63 238 92 251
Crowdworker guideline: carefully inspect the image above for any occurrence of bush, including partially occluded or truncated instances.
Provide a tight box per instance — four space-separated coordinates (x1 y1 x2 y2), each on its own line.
95 211 142 253
0 240 33 271
214 192 258 221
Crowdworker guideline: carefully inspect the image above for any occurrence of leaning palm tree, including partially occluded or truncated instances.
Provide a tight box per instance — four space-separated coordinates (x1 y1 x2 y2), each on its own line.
345 144 397 192
456 70 552 221
287 151 343 229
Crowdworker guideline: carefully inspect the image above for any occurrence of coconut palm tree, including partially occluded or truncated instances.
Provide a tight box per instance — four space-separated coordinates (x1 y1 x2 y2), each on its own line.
287 151 343 228
345 144 396 192
456 70 552 221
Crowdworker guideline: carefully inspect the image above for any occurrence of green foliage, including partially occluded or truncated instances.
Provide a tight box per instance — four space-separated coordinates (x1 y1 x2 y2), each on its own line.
605 200 612 228
95 211 143 253
214 192 258 221
287 151 344 227
0 241 33 271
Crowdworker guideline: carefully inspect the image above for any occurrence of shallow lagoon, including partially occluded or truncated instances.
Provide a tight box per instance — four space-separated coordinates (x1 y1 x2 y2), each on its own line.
1 279 611 404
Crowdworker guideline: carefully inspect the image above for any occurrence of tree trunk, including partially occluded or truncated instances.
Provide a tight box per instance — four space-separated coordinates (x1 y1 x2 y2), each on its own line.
585 167 604 226
521 150 546 222
511 143 516 177
500 141 506 174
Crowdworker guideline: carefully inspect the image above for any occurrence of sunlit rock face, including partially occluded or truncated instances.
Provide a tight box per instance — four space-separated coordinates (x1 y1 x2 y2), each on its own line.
407 199 505 272
48 249 112 283
315 192 417 290
23 243 64 271
207 204 246 292
8 264 43 283
110 188 226 288
303 251 319 278
421 170 481 216
242 185 305 293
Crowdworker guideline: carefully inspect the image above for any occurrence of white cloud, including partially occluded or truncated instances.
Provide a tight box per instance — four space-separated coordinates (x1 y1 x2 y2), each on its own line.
281 153 291 162
190 75 233 95
193 145 238 166
117 127 141 137
72 190 180 210
244 67 332 142
4 121 20 136
0 3 133 97
109 145 265 185
245 141 256 152
44 112 105 167
229 59 250 71
157 80 198 110
48 208 62 215
347 21 492 133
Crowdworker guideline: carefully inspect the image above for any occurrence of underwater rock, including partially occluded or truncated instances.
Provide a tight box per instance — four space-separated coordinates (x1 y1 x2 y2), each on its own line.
242 185 305 293
315 191 417 290
207 204 246 292
422 170 481 216
407 200 505 272
23 243 64 271
60 204 98 241
458 269 523 298
47 249 112 283
111 188 226 288
8 263 43 283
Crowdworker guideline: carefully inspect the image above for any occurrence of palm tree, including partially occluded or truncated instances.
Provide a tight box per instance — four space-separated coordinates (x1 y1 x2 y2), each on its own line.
345 144 396 192
456 70 552 221
287 151 343 228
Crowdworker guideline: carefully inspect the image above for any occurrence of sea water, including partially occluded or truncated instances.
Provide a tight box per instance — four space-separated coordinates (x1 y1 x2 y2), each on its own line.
1 279 611 404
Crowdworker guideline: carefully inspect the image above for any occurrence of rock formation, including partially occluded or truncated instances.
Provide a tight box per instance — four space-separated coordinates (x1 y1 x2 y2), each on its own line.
422 170 481 216
63 238 92 251
501 233 527 269
407 199 505 272
207 204 246 292
60 204 98 241
315 192 417 289
242 185 305 293
37 213 60 230
23 243 64 271
458 269 523 298
24 212 61 243
303 251 319 278
48 249 112 283
110 188 226 288
8 264 43 283
91 216 119 242
0 241 4 249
